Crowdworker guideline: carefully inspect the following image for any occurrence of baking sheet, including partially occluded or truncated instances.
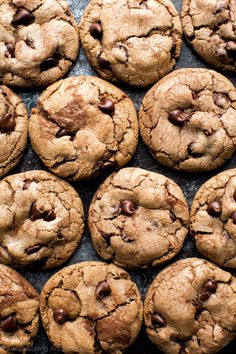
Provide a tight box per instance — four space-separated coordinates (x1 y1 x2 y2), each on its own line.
11 0 236 352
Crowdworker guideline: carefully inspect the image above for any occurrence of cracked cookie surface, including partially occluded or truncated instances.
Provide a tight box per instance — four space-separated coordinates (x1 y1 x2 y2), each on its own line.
144 257 236 354
0 170 84 269
79 0 182 87
190 168 236 268
181 0 236 72
40 261 143 354
89 167 189 268
0 85 28 177
0 0 79 87
29 76 138 181
139 68 236 172
0 264 39 353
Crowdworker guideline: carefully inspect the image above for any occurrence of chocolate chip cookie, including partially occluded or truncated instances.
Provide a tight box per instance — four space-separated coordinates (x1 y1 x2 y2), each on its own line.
190 168 236 268
144 258 236 354
139 68 236 172
89 167 189 268
29 76 138 181
40 261 143 353
79 0 182 87
0 0 79 87
0 85 28 177
0 264 39 353
0 170 84 269
182 0 236 72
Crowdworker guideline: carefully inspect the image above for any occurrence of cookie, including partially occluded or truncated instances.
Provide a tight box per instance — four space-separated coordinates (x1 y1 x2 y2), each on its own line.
190 168 236 268
181 0 236 72
144 258 236 354
0 0 79 87
89 167 189 268
79 0 182 87
0 170 84 269
139 68 236 172
0 264 39 353
40 261 143 353
0 85 28 177
29 76 138 181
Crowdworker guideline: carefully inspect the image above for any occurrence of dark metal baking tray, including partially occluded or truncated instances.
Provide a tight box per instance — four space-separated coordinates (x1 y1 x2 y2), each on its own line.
9 0 236 352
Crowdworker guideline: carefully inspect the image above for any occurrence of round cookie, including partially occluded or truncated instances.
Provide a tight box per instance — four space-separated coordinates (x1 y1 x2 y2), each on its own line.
0 85 28 177
190 169 236 268
89 167 189 268
0 170 84 269
29 76 138 181
79 0 182 87
144 258 236 354
139 68 236 172
40 261 143 354
181 0 236 72
0 264 39 353
0 0 79 87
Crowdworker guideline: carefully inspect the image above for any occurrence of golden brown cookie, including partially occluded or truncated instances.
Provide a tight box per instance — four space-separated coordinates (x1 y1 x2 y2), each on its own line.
139 68 236 172
29 76 138 181
144 258 236 354
0 170 84 269
40 261 143 353
0 264 39 353
0 0 79 87
190 168 236 268
89 167 189 268
80 0 182 87
0 85 28 177
182 0 236 72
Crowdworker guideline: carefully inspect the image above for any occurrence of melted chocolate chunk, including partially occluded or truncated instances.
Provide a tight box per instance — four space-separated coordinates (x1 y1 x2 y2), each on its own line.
95 281 111 298
12 8 35 26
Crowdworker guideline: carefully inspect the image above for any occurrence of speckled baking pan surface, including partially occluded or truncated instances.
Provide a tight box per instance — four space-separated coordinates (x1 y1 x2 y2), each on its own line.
7 0 236 352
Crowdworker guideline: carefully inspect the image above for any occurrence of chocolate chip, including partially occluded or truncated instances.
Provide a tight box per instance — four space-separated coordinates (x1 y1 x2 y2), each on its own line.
44 210 56 222
199 280 217 301
0 114 16 132
169 211 176 222
98 98 115 116
26 245 41 255
226 41 236 57
56 128 73 138
89 22 103 40
213 93 229 107
53 309 69 325
120 232 133 242
99 160 116 176
215 0 228 12
120 200 137 216
207 201 222 217
192 300 203 319
231 211 236 224
168 109 186 126
25 37 35 49
192 91 198 100
199 291 211 302
234 190 236 201
30 202 44 220
40 58 58 71
205 280 217 293
23 180 32 190
95 281 111 298
1 316 17 332
12 8 35 26
151 313 166 327
97 55 110 69
5 43 15 57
